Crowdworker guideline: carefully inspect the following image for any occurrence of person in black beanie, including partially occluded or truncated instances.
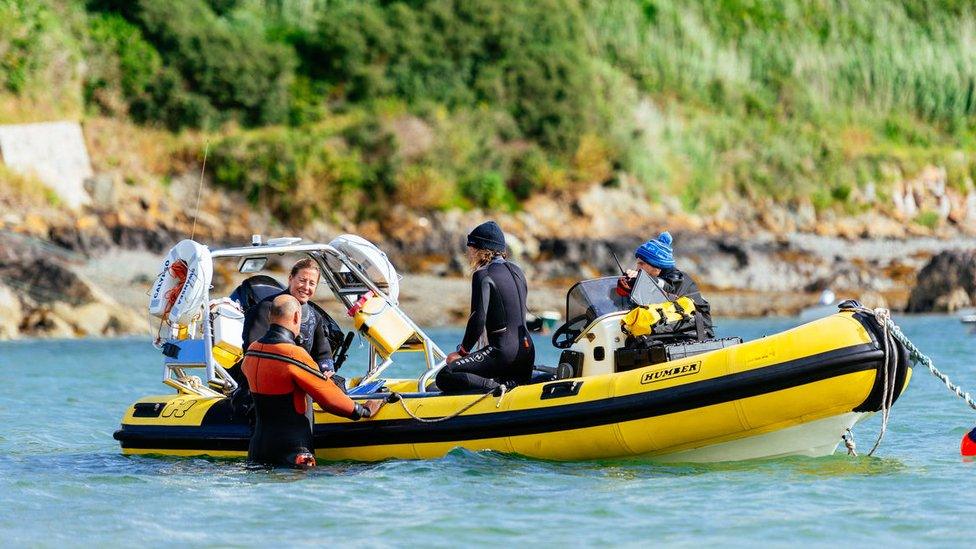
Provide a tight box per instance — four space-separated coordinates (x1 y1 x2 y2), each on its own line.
436 221 535 394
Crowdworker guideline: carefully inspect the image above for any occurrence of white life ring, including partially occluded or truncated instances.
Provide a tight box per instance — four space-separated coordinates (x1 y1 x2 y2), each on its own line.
148 239 213 326
327 234 400 303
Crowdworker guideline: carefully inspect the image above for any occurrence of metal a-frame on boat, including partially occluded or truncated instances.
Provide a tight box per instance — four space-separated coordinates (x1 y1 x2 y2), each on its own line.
151 234 447 399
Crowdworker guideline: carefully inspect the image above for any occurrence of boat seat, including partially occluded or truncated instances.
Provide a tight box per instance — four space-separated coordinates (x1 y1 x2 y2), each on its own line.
229 275 285 314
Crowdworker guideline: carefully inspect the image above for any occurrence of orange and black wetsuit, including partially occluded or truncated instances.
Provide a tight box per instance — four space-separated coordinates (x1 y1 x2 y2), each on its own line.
242 324 371 467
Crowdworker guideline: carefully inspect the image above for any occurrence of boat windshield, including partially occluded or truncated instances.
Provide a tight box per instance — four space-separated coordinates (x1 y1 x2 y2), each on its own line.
565 277 633 324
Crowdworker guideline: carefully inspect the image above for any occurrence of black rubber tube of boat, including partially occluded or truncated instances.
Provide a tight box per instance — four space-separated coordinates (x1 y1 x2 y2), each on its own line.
852 311 911 413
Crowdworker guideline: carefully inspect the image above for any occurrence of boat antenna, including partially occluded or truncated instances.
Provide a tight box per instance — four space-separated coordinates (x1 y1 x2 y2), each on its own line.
189 142 210 241
609 246 626 276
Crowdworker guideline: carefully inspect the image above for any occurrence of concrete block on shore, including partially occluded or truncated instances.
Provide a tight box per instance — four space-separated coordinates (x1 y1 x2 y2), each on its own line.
0 121 93 209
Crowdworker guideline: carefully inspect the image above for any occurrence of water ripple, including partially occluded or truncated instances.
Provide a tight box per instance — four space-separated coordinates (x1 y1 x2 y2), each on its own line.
1 321 975 546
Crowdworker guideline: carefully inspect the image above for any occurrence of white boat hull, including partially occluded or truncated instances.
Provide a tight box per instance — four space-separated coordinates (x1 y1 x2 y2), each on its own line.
649 412 869 463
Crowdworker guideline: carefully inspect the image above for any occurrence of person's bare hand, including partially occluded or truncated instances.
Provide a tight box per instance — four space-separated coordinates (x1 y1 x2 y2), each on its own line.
617 275 632 291
446 351 462 363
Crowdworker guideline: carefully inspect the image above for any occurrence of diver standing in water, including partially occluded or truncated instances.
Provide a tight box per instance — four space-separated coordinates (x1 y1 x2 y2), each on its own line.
242 294 381 468
436 221 535 394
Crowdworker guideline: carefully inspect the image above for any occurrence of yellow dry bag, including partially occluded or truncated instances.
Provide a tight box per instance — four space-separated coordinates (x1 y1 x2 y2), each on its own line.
621 296 697 336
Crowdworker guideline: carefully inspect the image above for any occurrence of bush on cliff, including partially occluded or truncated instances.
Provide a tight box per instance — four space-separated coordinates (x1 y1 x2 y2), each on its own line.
0 0 86 121
289 0 612 153
88 0 296 129
209 125 367 224
5 0 976 228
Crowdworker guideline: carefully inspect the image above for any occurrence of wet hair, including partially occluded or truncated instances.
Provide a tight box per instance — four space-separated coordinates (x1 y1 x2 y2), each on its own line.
270 294 301 321
469 247 507 270
290 258 320 278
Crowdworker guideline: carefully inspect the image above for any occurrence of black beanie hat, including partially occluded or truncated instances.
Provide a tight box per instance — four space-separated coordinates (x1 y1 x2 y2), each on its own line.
466 221 506 253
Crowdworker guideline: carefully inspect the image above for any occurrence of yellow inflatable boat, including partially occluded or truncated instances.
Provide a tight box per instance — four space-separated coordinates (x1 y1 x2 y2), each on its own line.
114 236 911 463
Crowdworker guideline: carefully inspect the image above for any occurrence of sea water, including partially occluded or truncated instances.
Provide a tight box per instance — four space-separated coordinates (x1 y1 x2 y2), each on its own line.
1 316 975 547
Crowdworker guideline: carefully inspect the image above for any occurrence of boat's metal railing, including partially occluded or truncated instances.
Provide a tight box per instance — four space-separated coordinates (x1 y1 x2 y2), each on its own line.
163 238 446 397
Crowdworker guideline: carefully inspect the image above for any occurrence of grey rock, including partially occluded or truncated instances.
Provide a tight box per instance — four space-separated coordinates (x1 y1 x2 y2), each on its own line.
906 249 976 312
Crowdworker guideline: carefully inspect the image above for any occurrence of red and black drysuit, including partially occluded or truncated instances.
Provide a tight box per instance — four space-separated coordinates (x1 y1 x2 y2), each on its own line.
242 324 371 466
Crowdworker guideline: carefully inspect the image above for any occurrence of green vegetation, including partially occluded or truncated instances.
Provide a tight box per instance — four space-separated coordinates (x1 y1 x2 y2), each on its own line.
3 0 976 225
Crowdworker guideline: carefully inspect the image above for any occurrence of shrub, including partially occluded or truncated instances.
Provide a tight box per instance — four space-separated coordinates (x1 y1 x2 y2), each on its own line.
0 0 84 118
508 146 550 200
84 13 161 115
209 126 367 224
830 184 852 202
914 210 941 230
573 134 615 185
89 0 296 128
459 171 512 210
295 0 606 151
395 165 457 210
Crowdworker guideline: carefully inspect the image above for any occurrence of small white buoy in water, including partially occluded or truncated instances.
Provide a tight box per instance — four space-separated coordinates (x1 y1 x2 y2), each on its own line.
818 289 836 306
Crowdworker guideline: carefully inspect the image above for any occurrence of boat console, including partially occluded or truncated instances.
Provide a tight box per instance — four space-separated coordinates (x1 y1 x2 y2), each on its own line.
552 275 739 377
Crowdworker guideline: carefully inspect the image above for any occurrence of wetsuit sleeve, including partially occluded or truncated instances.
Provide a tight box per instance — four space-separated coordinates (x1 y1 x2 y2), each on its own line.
309 312 335 373
242 300 271 351
287 350 359 419
459 270 491 353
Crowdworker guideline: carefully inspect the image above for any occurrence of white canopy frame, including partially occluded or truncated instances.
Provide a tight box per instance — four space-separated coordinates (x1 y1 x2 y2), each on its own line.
160 238 448 397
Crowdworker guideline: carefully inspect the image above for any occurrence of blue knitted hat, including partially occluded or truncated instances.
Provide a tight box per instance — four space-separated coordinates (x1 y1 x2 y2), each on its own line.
635 231 675 269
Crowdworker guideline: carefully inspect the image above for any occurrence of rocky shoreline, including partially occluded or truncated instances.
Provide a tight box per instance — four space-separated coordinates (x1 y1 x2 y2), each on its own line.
1 224 973 340
2 165 975 339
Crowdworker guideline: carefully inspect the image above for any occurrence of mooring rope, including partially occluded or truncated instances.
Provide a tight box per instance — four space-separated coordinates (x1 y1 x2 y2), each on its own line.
884 316 976 412
866 308 898 456
390 385 508 423
841 306 976 456
847 305 976 456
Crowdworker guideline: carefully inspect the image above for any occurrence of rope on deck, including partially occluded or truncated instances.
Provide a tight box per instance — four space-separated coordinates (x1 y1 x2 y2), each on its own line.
389 384 507 423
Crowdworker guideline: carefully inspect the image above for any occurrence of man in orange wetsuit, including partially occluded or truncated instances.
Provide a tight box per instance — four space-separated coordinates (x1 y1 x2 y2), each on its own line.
242 294 381 467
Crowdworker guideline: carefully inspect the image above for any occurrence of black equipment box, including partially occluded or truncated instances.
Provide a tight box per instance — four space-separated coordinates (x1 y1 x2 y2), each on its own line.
614 337 743 372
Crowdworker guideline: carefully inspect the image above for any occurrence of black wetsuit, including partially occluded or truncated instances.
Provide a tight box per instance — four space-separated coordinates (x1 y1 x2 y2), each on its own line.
436 257 535 393
233 291 345 419
242 291 336 373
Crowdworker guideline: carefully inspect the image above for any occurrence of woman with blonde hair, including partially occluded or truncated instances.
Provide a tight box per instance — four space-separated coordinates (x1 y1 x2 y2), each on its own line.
437 221 535 394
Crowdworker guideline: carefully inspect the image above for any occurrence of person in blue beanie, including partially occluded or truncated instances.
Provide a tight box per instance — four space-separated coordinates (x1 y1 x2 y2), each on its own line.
436 221 535 394
617 231 713 340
